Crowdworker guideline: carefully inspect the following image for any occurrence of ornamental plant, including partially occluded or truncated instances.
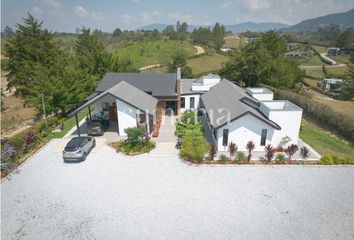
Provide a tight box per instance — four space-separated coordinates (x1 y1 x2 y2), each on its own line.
246 141 255 162
228 141 237 159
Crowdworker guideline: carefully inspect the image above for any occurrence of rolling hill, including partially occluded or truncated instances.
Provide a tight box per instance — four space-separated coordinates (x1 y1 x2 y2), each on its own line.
287 8 354 32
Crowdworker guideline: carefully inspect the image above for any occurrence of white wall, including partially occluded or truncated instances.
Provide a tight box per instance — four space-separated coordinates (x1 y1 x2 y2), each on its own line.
180 94 201 112
216 114 274 151
116 99 138 137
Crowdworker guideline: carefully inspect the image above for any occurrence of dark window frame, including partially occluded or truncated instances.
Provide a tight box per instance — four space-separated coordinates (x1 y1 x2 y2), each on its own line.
261 129 267 146
102 102 109 111
190 97 195 109
181 97 185 108
222 129 229 146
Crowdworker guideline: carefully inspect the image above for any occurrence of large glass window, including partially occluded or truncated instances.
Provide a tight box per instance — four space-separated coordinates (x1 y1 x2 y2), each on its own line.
261 129 267 146
190 97 195 109
222 129 229 146
181 97 185 108
102 102 109 111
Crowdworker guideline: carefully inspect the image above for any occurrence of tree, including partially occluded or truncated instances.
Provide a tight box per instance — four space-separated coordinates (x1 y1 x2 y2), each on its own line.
3 26 15 37
318 24 341 43
285 144 299 162
336 27 354 48
228 142 237 159
168 52 187 72
110 56 139 73
113 28 122 37
191 27 213 46
300 146 310 161
246 141 255 162
74 27 110 78
163 25 177 40
5 14 59 96
264 144 275 163
212 23 225 50
180 135 209 162
261 31 287 58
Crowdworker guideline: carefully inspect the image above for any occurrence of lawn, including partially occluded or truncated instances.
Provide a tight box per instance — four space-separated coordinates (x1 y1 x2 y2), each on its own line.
298 55 326 66
223 37 245 49
113 39 196 68
302 66 326 79
300 118 354 158
311 45 327 54
332 55 352 64
187 53 229 75
325 65 349 77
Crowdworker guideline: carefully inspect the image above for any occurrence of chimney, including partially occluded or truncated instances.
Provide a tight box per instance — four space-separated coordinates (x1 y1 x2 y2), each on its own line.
176 67 181 115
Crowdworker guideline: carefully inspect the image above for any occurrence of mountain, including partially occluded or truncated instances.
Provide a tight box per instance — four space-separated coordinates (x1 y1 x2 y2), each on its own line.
138 22 290 33
287 8 354 32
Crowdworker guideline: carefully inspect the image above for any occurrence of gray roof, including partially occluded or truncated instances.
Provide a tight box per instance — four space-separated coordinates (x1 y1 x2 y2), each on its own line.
200 79 280 130
68 81 157 117
96 72 177 97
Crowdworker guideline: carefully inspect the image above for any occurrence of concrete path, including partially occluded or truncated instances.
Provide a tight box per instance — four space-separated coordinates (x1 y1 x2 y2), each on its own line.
2 139 354 240
150 115 178 157
194 45 205 55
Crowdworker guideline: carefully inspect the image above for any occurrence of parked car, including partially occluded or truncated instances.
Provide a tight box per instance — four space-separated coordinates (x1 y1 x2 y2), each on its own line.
88 121 105 136
62 137 96 162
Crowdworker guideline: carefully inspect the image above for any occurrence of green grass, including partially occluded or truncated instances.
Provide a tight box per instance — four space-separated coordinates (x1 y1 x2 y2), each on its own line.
300 118 354 158
298 55 326 66
223 37 245 49
187 53 229 75
325 65 349 77
113 39 196 68
45 108 89 140
332 55 352 64
312 45 327 54
303 67 326 79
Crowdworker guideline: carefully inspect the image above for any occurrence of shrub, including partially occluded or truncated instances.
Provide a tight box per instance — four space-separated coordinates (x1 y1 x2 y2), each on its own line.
180 135 208 162
320 155 334 165
124 127 146 146
285 144 299 161
236 152 247 161
320 155 354 165
300 146 310 160
275 153 286 163
11 132 26 150
228 141 237 159
264 144 275 162
246 141 255 162
209 145 217 160
219 154 230 164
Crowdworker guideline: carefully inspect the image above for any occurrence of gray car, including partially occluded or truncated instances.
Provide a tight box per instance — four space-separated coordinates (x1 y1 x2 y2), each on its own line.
62 137 96 162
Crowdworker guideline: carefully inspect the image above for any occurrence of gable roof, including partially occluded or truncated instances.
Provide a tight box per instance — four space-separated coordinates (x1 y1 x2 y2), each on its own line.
200 79 280 130
96 72 177 97
68 81 158 117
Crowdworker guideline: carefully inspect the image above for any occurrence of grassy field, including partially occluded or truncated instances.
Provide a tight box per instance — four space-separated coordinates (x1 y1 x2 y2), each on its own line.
332 55 352 64
300 118 354 158
302 67 326 79
114 40 196 68
298 55 326 66
223 37 245 49
187 53 229 75
311 45 327 54
325 65 349 77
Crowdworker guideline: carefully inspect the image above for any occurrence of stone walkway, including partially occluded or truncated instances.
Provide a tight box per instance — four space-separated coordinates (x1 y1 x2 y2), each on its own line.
149 115 178 157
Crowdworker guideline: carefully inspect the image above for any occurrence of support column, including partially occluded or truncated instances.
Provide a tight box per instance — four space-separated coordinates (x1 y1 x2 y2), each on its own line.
146 112 150 133
75 114 81 136
88 106 92 121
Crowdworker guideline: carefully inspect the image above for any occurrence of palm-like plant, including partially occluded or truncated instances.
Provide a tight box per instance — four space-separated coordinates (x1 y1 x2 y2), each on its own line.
285 144 299 162
209 145 217 160
246 141 255 162
300 146 310 161
264 144 275 163
228 141 237 159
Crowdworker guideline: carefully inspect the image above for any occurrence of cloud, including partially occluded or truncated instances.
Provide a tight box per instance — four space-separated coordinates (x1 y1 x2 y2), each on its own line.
40 0 62 10
131 0 140 2
141 11 162 23
73 5 89 18
91 12 105 21
121 14 137 24
31 6 43 15
221 1 233 9
168 13 210 25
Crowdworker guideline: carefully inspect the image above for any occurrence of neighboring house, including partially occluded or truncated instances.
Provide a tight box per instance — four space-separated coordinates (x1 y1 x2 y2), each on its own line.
68 72 180 136
200 80 303 151
318 78 343 92
327 47 340 56
220 48 232 52
180 74 221 112
285 50 313 58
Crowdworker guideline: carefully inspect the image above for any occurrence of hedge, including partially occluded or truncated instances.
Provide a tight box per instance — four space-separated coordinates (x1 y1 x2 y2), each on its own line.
276 90 354 144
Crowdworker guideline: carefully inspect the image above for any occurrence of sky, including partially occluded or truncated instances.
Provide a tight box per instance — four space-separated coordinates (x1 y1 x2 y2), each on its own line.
1 0 354 32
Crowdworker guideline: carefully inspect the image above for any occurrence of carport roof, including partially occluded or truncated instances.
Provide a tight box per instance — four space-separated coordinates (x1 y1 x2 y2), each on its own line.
68 81 158 117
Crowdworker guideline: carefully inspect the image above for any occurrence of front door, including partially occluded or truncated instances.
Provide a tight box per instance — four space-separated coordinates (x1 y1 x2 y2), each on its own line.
108 106 117 120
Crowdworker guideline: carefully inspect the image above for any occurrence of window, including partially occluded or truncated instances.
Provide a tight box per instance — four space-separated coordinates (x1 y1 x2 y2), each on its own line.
181 97 185 108
261 129 267 146
222 129 229 146
190 97 195 109
102 102 109 111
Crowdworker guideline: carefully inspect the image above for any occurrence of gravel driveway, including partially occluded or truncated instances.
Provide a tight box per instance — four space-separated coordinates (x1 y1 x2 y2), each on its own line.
2 139 354 240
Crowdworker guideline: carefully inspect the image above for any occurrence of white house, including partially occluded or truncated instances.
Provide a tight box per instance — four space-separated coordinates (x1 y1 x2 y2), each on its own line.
180 73 221 112
200 80 303 151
